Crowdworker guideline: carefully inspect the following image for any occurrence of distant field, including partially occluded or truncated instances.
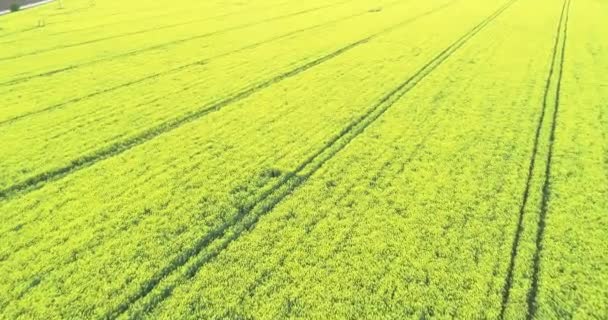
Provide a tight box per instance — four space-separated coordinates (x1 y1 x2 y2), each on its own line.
0 0 606 318
0 0 48 12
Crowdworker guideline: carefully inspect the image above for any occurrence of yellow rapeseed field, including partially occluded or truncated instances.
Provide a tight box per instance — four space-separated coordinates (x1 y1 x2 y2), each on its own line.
0 0 606 318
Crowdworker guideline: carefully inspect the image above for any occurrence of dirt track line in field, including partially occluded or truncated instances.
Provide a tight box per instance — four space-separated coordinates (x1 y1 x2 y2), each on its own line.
0 0 456 201
104 1 518 317
498 0 570 318
0 0 405 126
0 0 353 68
526 0 570 318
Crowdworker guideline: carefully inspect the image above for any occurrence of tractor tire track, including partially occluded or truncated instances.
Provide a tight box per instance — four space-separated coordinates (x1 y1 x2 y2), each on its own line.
104 1 517 317
526 0 570 318
0 0 457 201
0 0 399 127
0 0 354 83
497 0 570 317
187 114 438 315
233 121 439 310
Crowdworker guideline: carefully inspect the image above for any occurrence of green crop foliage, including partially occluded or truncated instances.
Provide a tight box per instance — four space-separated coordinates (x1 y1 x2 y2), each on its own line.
0 0 605 318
